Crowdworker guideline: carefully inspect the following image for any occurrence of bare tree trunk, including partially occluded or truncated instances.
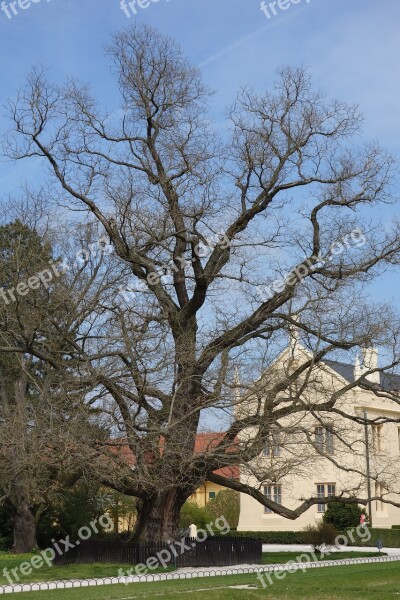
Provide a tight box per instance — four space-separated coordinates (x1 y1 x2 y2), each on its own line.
133 490 187 542
11 473 39 553
13 503 37 553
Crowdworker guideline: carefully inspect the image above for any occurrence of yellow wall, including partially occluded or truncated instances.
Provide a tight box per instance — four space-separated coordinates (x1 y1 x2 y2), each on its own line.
188 481 227 507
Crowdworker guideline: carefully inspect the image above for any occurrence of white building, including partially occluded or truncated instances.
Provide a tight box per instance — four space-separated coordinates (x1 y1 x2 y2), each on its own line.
237 345 400 531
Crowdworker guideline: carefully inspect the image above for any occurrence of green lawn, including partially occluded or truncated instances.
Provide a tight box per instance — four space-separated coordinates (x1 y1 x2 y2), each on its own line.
262 550 385 564
0 550 386 587
0 561 398 599
0 554 173 586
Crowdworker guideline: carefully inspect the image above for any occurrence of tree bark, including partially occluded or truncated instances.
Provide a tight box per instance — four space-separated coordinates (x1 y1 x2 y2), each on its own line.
13 503 37 553
133 490 187 542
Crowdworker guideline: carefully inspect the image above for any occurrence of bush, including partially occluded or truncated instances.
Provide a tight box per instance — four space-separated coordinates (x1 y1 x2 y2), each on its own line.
206 490 240 530
323 501 367 530
303 522 338 553
349 528 400 548
0 537 11 551
0 501 14 550
179 502 214 531
231 527 400 548
226 530 307 543
37 481 108 548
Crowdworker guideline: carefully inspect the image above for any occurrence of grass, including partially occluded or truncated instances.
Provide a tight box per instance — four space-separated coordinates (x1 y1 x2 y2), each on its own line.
0 550 385 586
0 561 398 599
0 553 173 586
261 550 385 563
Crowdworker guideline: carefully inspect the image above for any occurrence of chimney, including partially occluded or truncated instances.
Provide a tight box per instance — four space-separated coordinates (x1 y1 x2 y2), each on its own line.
354 356 363 380
361 347 380 384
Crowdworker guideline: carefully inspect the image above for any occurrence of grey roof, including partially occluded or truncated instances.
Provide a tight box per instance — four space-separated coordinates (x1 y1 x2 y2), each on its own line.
324 359 400 392
324 360 355 382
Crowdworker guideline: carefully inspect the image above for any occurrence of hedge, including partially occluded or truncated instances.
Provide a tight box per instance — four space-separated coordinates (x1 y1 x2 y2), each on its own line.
231 528 400 547
351 528 400 548
227 531 307 544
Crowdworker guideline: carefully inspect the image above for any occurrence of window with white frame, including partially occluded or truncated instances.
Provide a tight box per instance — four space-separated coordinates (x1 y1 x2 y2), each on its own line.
264 431 281 457
315 426 324 452
316 483 336 513
264 484 282 513
372 424 384 452
325 427 334 454
315 426 334 454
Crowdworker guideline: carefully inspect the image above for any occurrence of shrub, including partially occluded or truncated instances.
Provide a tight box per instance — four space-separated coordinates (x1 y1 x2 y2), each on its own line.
323 501 367 530
0 501 14 550
350 528 400 547
179 502 213 531
303 521 338 553
37 481 108 548
0 536 12 551
226 530 307 543
231 528 400 548
206 490 240 530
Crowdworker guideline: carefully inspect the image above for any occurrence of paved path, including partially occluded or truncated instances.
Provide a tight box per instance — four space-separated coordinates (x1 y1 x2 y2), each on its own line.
1 551 400 594
262 543 400 556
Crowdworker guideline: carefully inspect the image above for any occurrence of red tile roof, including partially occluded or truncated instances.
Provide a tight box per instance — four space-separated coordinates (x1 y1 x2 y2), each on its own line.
103 433 239 480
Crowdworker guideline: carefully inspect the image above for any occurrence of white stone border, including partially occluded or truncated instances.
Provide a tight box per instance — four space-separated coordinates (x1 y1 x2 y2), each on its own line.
0 554 399 594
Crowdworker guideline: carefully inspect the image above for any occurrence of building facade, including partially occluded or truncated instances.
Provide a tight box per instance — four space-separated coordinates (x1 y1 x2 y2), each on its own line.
238 346 400 532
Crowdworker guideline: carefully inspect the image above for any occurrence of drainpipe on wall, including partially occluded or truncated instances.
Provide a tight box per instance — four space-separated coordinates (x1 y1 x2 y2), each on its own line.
364 410 373 527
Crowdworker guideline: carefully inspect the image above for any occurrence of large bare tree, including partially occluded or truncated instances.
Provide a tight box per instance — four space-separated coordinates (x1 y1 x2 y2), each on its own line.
4 25 400 541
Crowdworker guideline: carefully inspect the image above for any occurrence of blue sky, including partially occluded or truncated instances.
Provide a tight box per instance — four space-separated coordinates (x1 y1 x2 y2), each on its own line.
1 0 400 302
